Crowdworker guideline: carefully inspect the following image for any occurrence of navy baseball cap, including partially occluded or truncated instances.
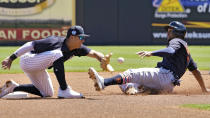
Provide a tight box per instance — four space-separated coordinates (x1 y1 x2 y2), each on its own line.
66 25 90 38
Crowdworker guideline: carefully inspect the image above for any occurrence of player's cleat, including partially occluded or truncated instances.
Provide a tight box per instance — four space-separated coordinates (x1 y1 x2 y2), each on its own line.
58 86 84 99
88 67 105 91
0 80 19 98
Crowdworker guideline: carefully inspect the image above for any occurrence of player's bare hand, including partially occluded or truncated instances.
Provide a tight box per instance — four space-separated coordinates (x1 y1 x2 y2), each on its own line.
136 51 152 58
1 57 12 70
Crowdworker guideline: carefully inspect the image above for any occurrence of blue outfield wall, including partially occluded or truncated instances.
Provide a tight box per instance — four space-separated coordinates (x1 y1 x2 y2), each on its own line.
76 0 210 45
1 0 210 45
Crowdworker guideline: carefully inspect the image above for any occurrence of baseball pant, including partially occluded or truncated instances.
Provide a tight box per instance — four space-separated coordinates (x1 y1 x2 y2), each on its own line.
119 68 175 93
20 49 63 97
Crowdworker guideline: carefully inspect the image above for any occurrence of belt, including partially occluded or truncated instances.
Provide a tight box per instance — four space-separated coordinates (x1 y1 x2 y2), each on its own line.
171 74 180 86
160 67 181 86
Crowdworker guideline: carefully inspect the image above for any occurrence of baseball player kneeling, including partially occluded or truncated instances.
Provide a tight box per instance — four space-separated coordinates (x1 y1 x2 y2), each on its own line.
0 26 113 99
88 21 209 95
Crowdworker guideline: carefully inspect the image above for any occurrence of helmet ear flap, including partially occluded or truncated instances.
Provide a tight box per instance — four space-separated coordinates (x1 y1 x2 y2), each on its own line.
172 29 178 35
172 29 186 39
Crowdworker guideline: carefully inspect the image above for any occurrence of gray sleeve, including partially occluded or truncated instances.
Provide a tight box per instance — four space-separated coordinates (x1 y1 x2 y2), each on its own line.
168 39 181 51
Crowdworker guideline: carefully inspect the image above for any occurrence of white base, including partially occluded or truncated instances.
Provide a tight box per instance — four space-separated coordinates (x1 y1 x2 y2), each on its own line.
2 92 28 99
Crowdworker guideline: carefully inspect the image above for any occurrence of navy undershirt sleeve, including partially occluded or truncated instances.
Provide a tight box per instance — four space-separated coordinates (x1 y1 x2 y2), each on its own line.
152 47 175 57
53 57 67 90
152 39 182 57
74 45 91 56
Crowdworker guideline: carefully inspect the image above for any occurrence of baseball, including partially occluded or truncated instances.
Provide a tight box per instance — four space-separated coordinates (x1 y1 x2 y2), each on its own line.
117 57 124 64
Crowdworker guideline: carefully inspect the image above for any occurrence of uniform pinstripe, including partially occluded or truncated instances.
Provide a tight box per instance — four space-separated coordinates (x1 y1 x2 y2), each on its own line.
20 49 63 97
1 26 91 98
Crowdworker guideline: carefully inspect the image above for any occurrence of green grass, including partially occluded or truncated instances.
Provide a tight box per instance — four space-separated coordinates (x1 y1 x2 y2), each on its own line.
182 104 210 111
0 46 210 73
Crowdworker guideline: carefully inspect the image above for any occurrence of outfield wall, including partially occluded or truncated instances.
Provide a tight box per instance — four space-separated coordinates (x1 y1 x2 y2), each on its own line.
0 0 72 44
76 0 210 45
1 0 210 45
76 0 152 45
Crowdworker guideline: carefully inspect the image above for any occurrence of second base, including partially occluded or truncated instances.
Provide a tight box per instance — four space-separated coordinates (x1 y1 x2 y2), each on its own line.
2 92 28 99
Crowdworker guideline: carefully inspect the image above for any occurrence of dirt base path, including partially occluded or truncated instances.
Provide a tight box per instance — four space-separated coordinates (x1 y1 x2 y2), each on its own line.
1 71 210 118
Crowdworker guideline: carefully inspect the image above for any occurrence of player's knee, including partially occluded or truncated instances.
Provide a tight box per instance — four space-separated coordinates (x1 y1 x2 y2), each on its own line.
122 69 133 76
53 50 63 59
49 50 63 63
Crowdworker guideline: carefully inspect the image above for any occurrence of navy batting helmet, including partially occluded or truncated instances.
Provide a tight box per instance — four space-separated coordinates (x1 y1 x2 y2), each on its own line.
164 21 186 37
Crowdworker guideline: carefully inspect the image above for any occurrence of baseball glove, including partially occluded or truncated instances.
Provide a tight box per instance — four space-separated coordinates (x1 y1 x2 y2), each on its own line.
100 53 114 72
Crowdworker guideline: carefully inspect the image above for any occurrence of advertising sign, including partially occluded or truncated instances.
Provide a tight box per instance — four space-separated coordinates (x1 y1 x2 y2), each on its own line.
0 0 73 41
152 0 210 42
0 0 55 16
0 28 67 40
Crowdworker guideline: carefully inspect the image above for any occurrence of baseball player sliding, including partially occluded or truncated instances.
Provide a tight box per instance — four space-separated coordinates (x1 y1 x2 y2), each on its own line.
0 26 113 99
89 21 209 95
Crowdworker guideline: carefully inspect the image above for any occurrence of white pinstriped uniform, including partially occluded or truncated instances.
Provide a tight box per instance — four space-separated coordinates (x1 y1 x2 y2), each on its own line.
14 35 90 97
20 49 63 97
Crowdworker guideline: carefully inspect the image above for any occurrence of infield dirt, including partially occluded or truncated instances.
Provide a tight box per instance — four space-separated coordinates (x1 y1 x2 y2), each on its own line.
0 71 210 118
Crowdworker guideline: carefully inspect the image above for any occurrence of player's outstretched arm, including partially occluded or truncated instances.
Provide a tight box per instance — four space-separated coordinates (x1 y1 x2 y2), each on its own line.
87 50 114 72
136 51 152 58
191 69 208 93
137 47 176 59
1 41 34 70
87 50 104 61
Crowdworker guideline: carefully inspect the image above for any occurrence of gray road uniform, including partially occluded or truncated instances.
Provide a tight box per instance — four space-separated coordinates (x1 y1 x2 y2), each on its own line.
120 38 197 93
